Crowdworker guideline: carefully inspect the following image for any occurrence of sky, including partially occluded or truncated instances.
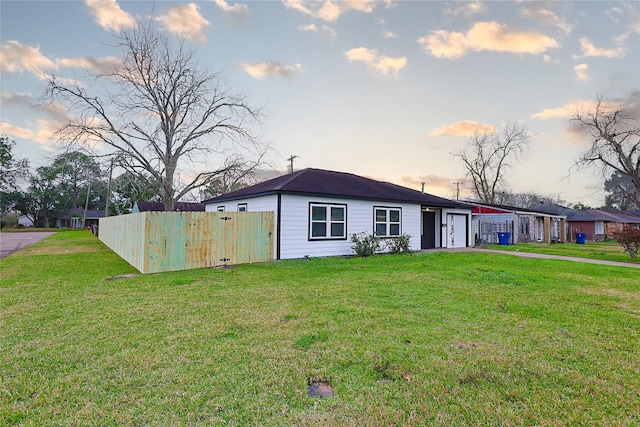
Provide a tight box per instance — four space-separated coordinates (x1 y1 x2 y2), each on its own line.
1 0 639 207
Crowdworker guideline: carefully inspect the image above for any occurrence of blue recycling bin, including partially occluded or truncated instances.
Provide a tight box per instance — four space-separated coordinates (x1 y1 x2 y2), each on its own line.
497 232 511 246
575 233 586 244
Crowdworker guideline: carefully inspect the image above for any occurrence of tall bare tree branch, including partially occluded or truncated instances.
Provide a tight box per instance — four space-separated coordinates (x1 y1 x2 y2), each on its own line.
571 92 640 209
452 122 530 204
44 21 267 211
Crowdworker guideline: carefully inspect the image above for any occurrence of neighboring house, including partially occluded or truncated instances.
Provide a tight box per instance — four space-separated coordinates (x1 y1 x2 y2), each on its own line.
17 214 34 227
528 203 640 241
56 208 105 229
583 209 640 239
464 202 566 245
132 201 205 212
201 168 473 260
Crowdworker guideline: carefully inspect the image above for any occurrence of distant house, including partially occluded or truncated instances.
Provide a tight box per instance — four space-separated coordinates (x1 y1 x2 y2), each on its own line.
56 208 105 229
464 202 566 245
202 168 473 260
132 201 205 212
528 203 640 241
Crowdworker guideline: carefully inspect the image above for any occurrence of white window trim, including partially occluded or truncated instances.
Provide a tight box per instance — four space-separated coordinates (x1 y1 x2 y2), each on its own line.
309 203 347 240
237 203 247 212
374 206 402 237
217 206 225 212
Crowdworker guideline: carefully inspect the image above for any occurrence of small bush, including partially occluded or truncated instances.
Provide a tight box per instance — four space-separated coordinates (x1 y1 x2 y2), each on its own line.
612 228 640 259
386 233 412 254
351 232 382 257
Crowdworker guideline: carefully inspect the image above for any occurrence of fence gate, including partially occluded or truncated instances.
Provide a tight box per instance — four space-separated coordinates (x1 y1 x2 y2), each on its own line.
100 211 274 274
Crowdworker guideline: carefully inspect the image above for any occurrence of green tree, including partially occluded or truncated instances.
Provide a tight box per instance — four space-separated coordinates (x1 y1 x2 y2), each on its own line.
0 136 30 214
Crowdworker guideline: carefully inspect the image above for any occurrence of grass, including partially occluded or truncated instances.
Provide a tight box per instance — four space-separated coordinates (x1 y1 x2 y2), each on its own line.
1 232 639 426
484 240 640 264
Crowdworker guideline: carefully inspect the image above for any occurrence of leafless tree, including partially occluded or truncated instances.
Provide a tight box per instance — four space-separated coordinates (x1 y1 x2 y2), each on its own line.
571 93 640 210
44 22 267 211
452 122 530 204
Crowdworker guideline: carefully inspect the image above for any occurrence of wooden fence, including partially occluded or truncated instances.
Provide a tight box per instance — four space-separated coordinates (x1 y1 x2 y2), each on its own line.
99 211 274 274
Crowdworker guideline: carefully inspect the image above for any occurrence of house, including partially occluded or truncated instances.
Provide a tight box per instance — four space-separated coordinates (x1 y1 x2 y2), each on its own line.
582 209 640 239
201 168 472 260
464 202 566 245
528 203 640 241
56 208 105 229
132 201 205 212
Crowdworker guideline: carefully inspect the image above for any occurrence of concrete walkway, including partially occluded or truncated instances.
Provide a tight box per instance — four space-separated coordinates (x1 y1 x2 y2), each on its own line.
0 232 57 259
439 247 640 269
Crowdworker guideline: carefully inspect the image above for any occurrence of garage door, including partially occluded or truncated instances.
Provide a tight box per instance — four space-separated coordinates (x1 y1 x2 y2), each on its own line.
447 214 468 248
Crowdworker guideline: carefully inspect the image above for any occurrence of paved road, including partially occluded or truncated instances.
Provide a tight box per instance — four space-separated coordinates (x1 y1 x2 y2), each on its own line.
0 232 57 259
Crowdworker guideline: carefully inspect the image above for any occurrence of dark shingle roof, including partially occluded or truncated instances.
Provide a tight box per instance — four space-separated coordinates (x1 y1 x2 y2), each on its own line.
202 168 467 208
527 202 597 221
134 201 205 212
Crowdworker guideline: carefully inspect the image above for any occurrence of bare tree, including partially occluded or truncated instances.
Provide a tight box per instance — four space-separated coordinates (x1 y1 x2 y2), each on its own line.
571 93 640 210
452 122 530 204
45 22 267 211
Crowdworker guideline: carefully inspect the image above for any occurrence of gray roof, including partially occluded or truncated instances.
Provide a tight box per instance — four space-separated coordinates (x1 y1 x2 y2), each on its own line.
202 168 468 208
528 203 640 223
133 201 205 212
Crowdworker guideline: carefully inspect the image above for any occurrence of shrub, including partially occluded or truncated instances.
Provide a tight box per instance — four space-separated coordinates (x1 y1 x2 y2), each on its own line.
386 233 412 254
351 232 382 257
612 228 640 259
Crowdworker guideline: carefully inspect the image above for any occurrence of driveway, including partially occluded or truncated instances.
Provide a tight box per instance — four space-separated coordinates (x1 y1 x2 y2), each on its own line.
0 232 57 259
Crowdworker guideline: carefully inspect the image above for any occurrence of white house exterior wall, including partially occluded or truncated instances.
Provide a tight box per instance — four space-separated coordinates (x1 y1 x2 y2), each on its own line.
279 194 422 259
205 194 470 259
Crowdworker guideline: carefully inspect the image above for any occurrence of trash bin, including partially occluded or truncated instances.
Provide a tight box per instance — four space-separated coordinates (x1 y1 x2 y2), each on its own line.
575 233 586 244
497 232 511 246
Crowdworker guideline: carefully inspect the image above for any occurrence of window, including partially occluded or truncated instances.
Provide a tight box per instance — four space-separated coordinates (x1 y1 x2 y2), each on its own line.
217 206 225 212
520 218 530 235
374 207 401 237
309 203 346 240
237 203 247 212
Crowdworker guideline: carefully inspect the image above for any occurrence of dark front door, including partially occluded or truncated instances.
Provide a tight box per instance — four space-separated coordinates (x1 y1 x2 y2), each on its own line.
421 211 436 249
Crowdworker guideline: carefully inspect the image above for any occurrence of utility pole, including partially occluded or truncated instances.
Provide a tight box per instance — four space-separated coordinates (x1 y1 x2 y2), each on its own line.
452 180 463 200
286 155 299 173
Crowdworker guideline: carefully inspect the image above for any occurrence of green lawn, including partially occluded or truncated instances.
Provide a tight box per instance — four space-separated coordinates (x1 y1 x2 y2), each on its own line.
485 240 640 264
1 232 639 426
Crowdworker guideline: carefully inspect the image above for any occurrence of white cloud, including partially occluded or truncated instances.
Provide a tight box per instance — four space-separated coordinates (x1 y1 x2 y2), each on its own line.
85 0 134 31
344 47 406 75
429 120 495 137
57 56 121 74
531 101 595 120
239 61 302 79
574 63 589 82
1 91 33 106
418 21 558 59
0 40 57 78
521 8 572 35
156 3 210 42
572 37 625 59
443 1 485 17
213 0 249 15
383 30 398 39
298 23 337 42
282 0 376 22
0 122 34 140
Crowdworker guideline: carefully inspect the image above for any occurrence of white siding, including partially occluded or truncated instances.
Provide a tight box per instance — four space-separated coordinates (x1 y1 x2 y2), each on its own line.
204 195 278 213
279 195 422 259
205 194 470 259
442 208 472 248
